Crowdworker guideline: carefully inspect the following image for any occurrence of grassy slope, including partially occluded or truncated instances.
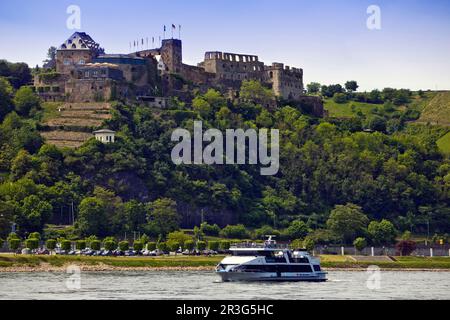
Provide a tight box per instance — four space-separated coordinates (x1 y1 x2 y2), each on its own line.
1 254 449 270
437 132 450 155
418 91 450 125
324 99 381 118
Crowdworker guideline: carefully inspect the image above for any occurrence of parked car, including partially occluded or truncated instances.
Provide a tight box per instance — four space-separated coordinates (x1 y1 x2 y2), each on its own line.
36 249 50 255
102 250 112 256
149 249 163 256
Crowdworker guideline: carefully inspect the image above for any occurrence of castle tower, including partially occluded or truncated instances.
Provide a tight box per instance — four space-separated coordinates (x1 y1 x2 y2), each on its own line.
160 39 183 74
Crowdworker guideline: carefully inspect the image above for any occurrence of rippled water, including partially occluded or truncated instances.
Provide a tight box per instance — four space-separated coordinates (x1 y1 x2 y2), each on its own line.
0 271 449 300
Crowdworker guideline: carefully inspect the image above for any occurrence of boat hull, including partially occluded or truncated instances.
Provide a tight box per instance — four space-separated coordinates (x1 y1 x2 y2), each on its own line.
217 271 327 282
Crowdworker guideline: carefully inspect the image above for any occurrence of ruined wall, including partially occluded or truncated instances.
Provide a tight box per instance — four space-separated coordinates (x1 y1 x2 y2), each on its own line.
265 63 304 100
65 78 113 102
160 39 183 74
202 51 265 82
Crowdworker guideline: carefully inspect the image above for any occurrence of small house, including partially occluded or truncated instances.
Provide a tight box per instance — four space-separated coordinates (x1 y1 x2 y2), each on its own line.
93 129 115 143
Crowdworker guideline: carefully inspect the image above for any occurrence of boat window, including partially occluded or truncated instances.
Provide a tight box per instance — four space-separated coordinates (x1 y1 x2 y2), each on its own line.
313 265 321 272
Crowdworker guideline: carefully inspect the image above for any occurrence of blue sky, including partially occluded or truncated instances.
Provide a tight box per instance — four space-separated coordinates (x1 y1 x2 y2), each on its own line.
1 0 449 91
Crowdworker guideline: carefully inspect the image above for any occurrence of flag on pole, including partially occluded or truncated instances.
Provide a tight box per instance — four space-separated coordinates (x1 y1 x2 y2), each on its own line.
179 24 182 39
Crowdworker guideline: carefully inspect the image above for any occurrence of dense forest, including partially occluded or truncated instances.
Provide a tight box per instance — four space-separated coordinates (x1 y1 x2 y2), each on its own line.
0 59 449 247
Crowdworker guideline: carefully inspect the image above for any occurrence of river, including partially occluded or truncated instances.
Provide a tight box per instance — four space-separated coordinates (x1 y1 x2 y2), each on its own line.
0 270 449 300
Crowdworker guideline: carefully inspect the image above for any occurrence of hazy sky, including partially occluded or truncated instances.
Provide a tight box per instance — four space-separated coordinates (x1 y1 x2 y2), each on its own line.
1 0 449 91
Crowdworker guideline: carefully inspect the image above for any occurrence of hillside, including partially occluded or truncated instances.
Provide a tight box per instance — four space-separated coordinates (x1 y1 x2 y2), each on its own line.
417 91 450 125
324 100 380 118
39 102 112 148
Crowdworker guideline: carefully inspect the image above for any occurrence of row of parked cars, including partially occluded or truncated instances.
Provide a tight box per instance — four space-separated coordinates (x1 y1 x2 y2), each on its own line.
23 248 220 256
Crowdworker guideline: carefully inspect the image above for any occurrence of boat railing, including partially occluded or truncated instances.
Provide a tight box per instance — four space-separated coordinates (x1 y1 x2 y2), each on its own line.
230 242 290 249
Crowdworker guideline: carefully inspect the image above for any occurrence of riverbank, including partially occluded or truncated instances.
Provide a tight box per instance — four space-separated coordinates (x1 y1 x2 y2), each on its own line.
0 254 449 273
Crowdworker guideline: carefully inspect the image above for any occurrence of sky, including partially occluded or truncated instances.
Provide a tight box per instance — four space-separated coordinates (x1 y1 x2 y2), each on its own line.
0 0 449 91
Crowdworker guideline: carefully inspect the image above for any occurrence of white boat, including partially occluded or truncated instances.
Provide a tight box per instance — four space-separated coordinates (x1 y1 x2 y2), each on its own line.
216 236 327 282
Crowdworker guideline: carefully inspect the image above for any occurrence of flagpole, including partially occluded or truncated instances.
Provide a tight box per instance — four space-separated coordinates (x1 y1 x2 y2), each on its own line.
179 25 181 39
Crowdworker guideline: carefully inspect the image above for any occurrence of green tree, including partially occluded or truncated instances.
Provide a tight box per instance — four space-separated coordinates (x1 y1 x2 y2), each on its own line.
368 219 397 245
133 240 144 252
45 239 57 251
220 225 249 239
76 240 86 251
326 204 369 244
197 240 207 251
307 82 321 94
184 240 195 251
118 241 129 252
219 240 231 251
0 201 15 238
0 77 13 120
333 93 348 104
25 238 39 250
157 241 168 253
147 198 180 237
353 237 367 252
345 81 359 92
60 240 72 252
13 86 40 116
90 240 101 251
76 197 108 237
167 231 191 248
167 240 180 253
104 240 117 251
285 220 308 240
147 242 157 251
200 222 221 237
303 237 315 252
240 80 274 105
207 240 219 251
8 238 21 252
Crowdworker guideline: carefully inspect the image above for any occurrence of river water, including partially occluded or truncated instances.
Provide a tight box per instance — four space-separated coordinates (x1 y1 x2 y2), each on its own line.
0 271 449 300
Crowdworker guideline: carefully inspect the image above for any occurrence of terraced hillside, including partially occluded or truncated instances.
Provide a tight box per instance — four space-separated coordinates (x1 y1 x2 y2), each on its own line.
40 102 112 148
417 91 450 125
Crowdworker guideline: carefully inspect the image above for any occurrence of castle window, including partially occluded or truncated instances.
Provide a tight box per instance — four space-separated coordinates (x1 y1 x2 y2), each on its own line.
64 59 71 66
269 71 273 78
78 59 85 65
85 71 89 78
72 44 76 49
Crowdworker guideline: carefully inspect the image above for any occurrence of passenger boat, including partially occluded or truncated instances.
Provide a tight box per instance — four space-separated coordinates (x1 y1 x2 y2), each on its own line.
216 236 327 282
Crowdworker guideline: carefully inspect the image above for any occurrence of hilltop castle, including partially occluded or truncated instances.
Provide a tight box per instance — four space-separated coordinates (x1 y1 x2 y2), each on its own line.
34 32 323 116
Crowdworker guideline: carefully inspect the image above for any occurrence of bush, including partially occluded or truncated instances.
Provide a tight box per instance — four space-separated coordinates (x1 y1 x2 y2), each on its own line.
219 240 231 251
184 240 195 251
60 240 72 252
207 241 219 251
285 220 309 240
333 92 348 104
90 240 101 251
43 239 57 252
118 241 129 252
76 240 86 251
133 241 144 252
104 240 117 251
368 220 397 245
353 237 367 252
290 239 303 249
147 242 157 251
254 225 280 240
303 237 315 252
0 238 4 249
200 222 221 236
157 242 168 252
28 232 41 240
167 240 180 252
197 241 207 251
25 238 39 250
8 239 21 252
220 224 249 239
396 240 417 256
167 231 192 248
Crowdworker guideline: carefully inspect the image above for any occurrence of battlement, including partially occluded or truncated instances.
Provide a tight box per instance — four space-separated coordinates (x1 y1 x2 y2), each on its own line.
267 63 302 75
205 51 259 63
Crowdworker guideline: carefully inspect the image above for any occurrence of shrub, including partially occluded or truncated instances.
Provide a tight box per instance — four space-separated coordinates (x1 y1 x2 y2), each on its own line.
45 239 57 251
254 225 280 240
401 231 412 241
333 92 348 104
133 241 144 252
396 240 417 256
220 224 249 239
167 231 192 248
285 220 309 240
104 240 117 251
25 238 39 250
303 237 315 252
207 241 219 251
119 241 129 252
157 242 168 252
147 242 157 251
368 220 397 245
197 241 207 251
90 240 101 251
76 240 86 251
167 240 180 252
0 238 4 249
290 239 303 250
8 239 21 252
28 232 41 240
219 240 230 251
184 240 195 251
353 237 367 252
200 222 221 236
60 240 72 252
